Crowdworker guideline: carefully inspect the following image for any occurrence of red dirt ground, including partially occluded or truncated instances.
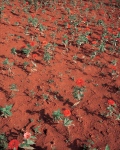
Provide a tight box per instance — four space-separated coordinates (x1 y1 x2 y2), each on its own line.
0 0 120 150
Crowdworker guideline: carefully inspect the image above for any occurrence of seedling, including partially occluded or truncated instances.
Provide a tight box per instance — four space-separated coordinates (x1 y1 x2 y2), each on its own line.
0 105 13 118
32 126 41 134
2 58 14 76
28 16 38 27
52 109 63 122
11 47 17 55
0 133 8 150
63 118 73 127
19 133 36 150
44 51 52 63
9 84 19 98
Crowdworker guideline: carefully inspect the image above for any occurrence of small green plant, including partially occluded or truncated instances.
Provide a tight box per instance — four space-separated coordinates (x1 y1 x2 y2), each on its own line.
44 52 52 63
9 84 19 98
106 105 116 117
23 61 29 69
0 133 8 150
43 94 49 100
2 58 14 76
28 17 38 27
19 132 36 150
39 23 46 32
22 48 31 57
52 109 63 122
105 144 110 150
76 34 88 49
29 90 35 98
73 86 85 101
63 118 73 127
11 47 17 55
32 126 41 134
0 105 13 118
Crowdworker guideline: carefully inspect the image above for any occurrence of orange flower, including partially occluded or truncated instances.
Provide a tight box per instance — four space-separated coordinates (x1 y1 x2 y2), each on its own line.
108 99 115 105
63 109 71 117
76 78 84 87
24 132 31 139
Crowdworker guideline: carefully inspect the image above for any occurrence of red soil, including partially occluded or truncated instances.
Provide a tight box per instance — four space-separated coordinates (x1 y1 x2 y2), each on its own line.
0 0 120 149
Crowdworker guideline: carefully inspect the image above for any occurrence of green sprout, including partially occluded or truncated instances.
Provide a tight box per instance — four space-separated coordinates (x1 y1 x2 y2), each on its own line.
63 118 73 127
0 133 8 150
0 105 13 118
52 109 63 122
11 47 17 55
19 134 36 150
44 52 52 63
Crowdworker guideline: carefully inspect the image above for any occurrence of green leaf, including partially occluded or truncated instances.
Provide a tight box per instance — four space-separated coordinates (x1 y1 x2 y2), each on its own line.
63 118 73 127
105 144 110 150
52 109 63 121
27 139 35 145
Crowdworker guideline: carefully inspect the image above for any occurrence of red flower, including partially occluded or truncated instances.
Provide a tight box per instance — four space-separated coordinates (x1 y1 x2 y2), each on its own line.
95 56 100 60
67 24 71 29
104 36 109 39
110 65 117 70
26 2 29 5
32 53 38 59
30 41 35 46
24 132 31 139
76 78 84 87
63 109 71 117
92 41 97 45
112 31 117 35
108 99 115 105
31 14 35 18
108 28 113 33
118 28 120 31
8 139 19 150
